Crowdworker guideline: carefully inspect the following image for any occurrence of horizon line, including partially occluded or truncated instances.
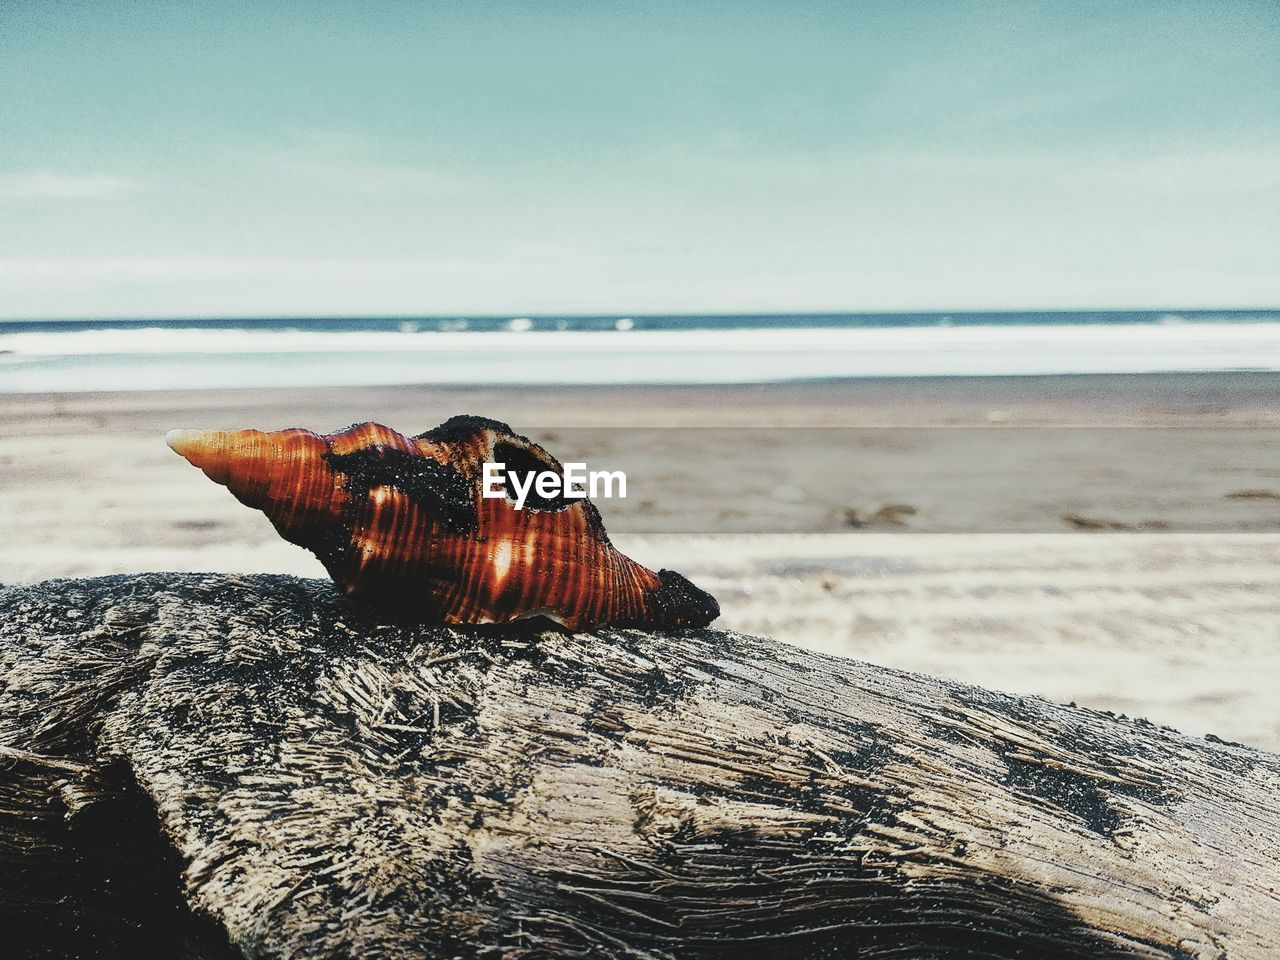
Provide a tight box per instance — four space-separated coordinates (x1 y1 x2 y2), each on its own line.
3 306 1280 324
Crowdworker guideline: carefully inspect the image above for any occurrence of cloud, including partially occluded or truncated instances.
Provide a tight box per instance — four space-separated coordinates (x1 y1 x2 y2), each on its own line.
243 128 476 197
885 145 1280 194
647 140 1280 202
2 244 1277 318
284 158 472 196
0 172 139 201
0 255 542 282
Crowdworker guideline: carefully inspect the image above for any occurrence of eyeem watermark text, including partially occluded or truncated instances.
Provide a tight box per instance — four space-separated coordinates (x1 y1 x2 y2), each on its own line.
483 462 627 510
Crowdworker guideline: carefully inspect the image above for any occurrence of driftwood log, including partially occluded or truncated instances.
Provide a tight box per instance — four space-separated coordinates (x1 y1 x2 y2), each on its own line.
0 574 1277 960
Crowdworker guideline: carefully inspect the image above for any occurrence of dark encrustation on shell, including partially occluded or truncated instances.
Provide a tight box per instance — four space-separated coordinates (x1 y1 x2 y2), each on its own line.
166 415 719 630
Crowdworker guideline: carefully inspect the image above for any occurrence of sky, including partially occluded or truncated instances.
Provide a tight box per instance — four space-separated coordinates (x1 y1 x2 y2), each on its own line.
0 0 1277 318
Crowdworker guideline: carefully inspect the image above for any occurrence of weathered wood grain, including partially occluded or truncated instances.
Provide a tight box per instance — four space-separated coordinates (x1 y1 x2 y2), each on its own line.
1 574 1276 959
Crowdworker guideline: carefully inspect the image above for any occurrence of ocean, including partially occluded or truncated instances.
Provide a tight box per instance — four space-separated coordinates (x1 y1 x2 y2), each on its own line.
1 311 1278 393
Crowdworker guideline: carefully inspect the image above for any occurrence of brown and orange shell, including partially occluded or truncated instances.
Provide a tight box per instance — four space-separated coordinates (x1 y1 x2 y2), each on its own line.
165 415 719 630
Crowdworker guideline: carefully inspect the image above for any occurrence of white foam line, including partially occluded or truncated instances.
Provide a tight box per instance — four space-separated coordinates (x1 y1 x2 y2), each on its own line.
4 322 1280 357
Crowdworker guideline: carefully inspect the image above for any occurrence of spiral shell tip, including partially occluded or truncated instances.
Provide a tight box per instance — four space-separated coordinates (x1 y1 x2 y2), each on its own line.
165 428 206 456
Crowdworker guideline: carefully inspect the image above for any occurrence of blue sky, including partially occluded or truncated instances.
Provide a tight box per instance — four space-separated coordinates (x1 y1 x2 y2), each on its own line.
1 0 1277 317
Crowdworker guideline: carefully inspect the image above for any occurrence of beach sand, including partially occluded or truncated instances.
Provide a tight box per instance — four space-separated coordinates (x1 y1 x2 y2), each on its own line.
2 373 1278 749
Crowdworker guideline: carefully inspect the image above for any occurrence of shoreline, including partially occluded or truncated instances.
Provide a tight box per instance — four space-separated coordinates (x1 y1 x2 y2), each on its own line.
6 320 1280 391
7 370 1280 429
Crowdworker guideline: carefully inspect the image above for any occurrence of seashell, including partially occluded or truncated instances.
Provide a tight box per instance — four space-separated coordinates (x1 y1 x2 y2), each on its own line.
166 415 719 630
